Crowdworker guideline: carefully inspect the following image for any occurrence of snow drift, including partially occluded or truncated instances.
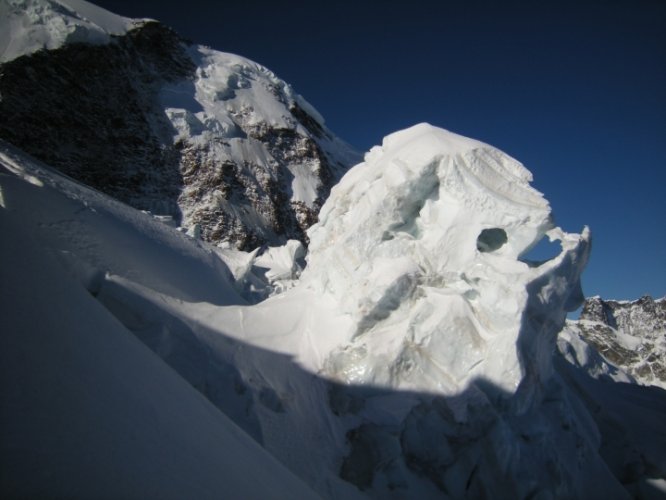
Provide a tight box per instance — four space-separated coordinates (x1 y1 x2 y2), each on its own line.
301 124 589 410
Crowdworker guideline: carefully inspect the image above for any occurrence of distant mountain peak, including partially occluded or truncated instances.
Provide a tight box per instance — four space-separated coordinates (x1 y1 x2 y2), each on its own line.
561 295 666 389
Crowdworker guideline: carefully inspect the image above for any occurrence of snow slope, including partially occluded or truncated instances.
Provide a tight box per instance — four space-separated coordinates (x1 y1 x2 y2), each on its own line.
0 141 241 304
166 44 359 246
0 144 318 498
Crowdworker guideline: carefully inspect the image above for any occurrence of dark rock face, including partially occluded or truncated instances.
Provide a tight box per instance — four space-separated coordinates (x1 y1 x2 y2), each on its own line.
576 296 666 387
0 22 357 249
0 22 192 217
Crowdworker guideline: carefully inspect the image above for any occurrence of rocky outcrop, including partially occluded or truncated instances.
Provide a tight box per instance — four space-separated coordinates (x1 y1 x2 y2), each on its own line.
565 295 666 388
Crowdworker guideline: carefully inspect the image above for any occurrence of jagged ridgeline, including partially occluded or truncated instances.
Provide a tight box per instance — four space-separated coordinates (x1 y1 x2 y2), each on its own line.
0 4 359 249
565 295 666 388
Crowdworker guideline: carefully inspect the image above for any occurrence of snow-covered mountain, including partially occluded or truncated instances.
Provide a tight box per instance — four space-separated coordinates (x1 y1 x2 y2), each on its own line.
0 0 359 249
2 1 666 499
559 295 666 390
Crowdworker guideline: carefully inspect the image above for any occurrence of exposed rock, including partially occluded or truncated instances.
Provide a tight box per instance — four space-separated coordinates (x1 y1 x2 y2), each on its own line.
562 295 666 389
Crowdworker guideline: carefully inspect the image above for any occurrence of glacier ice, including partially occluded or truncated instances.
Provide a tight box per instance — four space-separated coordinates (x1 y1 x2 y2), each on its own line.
301 123 590 411
164 124 619 497
2 1 664 497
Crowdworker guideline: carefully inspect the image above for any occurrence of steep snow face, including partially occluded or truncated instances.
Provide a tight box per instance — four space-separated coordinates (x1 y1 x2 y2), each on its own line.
0 0 144 63
301 124 589 408
0 0 359 250
560 296 666 389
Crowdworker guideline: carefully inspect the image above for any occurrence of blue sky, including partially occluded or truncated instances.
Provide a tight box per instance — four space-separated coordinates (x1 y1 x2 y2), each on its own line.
95 0 665 302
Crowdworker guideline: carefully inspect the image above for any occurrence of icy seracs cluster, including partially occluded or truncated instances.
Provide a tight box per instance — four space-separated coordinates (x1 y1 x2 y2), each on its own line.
301 124 590 409
5 114 664 498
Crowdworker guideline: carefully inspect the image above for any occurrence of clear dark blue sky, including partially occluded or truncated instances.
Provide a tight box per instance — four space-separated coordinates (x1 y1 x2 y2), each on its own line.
95 0 665 302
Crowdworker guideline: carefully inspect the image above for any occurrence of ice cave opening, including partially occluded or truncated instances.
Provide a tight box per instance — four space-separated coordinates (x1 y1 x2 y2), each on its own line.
476 227 508 253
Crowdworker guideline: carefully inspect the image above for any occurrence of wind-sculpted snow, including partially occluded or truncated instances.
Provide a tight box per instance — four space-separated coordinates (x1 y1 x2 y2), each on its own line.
302 124 589 409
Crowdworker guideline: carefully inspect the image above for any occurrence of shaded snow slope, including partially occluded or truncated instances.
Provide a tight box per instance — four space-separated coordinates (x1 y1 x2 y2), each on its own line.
0 0 359 249
0 0 144 63
0 140 242 304
0 149 318 499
